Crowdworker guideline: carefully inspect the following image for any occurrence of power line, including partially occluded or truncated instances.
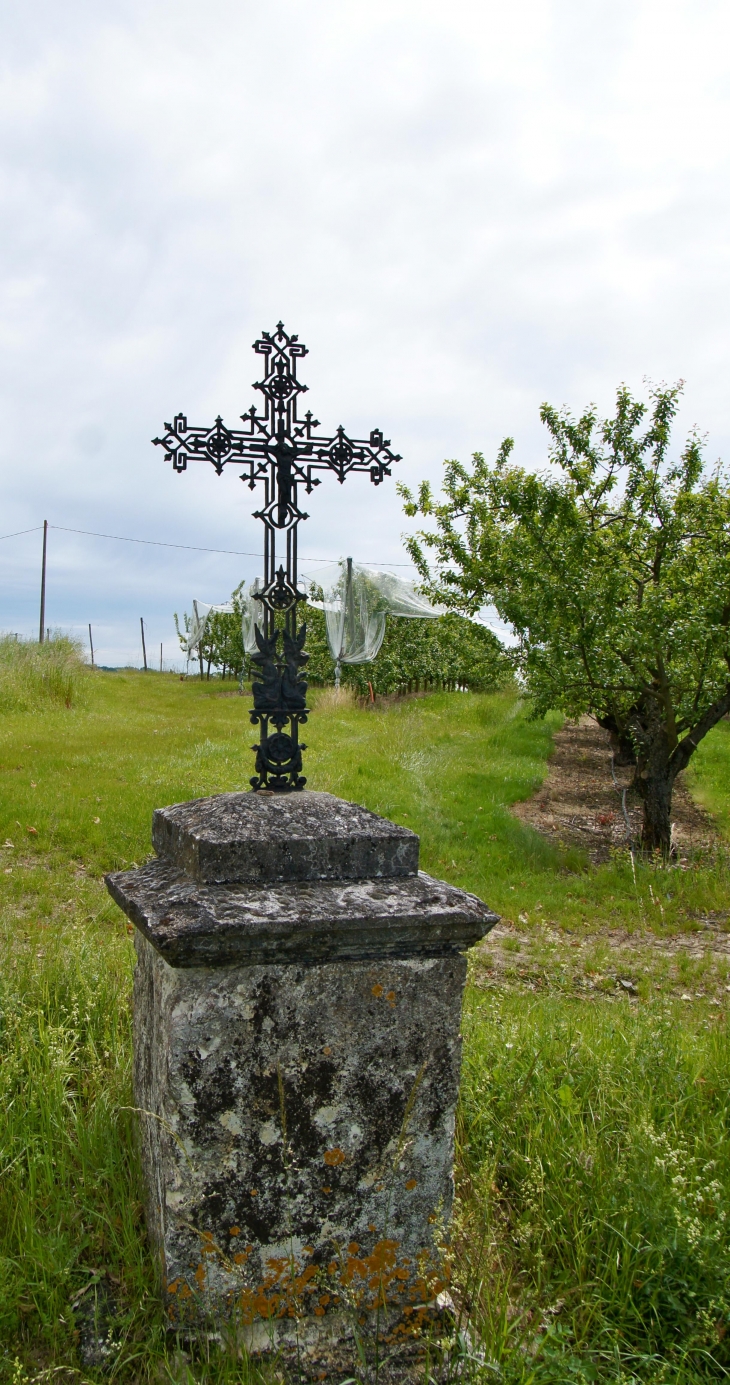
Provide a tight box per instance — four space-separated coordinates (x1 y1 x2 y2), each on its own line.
0 521 418 567
0 525 44 541
50 524 262 558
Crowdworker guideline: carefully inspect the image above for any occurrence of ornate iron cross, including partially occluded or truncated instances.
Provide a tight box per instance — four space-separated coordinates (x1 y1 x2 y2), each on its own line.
153 322 401 792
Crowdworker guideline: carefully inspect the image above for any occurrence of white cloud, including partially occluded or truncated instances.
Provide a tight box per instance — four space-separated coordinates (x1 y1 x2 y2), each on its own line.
0 0 729 664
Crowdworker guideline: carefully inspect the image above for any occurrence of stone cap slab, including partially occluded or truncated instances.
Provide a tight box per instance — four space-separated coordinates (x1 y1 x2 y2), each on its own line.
105 861 498 968
151 790 419 885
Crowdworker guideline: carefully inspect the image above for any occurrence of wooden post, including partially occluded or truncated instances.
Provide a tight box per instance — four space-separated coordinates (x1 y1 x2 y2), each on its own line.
88 624 95 667
346 555 355 649
38 520 48 644
160 642 163 673
140 618 148 671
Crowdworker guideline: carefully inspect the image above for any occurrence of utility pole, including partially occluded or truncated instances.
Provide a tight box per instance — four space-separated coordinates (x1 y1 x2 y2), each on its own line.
38 520 48 644
160 642 163 673
140 617 148 671
88 624 95 667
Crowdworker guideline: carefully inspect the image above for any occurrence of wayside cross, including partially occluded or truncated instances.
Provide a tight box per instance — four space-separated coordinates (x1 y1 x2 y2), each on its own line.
153 322 401 792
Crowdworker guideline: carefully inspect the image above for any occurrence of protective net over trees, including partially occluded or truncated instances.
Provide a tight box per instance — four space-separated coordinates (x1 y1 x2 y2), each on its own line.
302 559 446 684
183 600 236 656
177 567 509 693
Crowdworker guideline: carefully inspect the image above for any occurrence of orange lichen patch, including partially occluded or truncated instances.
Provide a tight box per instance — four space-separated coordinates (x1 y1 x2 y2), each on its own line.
229 1226 240 1236
166 1278 180 1295
222 1237 446 1330
368 1223 377 1232
386 990 396 1007
179 1283 193 1300
323 1146 346 1166
194 1263 206 1289
250 1188 258 1196
323 1045 332 1055
322 1185 332 1194
199 1232 217 1255
371 984 384 997
405 1178 418 1190
233 1253 327 1326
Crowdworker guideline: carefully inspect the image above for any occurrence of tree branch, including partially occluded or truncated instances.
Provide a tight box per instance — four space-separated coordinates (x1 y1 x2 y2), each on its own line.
670 684 730 779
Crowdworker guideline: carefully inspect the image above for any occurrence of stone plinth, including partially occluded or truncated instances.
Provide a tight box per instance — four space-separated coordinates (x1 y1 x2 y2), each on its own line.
106 790 497 1352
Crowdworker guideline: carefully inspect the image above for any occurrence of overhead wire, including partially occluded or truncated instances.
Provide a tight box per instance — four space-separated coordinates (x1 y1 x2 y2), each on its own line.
0 526 44 541
0 520 509 626
0 522 418 567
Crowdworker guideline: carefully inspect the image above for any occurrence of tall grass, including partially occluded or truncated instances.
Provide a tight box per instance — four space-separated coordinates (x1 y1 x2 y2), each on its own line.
458 992 730 1382
0 635 89 712
0 677 729 1380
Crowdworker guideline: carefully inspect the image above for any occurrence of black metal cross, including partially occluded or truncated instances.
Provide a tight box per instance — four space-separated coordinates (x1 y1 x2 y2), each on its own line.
153 322 401 792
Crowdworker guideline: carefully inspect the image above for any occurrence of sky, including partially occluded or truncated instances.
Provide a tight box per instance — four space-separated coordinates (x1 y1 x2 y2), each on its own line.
1 0 729 668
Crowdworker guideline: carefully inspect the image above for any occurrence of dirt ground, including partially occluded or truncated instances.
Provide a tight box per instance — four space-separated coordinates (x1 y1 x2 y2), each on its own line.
475 915 730 1005
510 715 719 865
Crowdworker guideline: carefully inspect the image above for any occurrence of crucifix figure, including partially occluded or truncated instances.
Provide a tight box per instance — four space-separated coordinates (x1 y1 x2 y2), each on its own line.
153 323 401 792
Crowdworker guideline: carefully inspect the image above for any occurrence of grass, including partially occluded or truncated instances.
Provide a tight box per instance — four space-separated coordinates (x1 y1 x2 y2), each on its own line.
688 718 730 839
1 666 729 1381
0 635 88 713
457 993 730 1382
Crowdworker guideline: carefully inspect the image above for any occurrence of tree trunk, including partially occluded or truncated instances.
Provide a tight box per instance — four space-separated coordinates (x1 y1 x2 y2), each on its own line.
596 711 636 766
628 704 675 855
628 684 730 857
634 764 674 854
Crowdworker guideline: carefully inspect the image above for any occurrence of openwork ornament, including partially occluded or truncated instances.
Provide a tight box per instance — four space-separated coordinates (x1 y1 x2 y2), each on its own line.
153 323 401 791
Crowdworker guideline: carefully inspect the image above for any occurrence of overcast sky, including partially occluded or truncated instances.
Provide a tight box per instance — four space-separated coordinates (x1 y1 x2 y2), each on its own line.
1 0 728 667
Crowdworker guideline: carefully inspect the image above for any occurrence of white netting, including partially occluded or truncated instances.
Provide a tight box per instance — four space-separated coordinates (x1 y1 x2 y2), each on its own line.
185 599 235 655
241 580 263 655
186 566 444 672
184 588 263 658
303 561 446 677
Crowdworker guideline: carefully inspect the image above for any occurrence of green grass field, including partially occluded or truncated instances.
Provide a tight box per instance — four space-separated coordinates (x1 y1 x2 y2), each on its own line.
1 663 729 1382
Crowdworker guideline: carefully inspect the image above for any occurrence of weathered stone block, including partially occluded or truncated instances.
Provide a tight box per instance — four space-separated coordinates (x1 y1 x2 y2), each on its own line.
105 790 498 1351
133 936 469 1348
106 862 494 969
151 790 419 885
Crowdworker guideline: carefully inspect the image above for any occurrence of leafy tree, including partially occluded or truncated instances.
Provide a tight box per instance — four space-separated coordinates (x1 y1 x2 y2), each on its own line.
400 383 730 854
301 602 510 695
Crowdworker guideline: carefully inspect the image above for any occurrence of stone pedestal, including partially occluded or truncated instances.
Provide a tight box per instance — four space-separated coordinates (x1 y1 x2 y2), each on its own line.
106 791 497 1352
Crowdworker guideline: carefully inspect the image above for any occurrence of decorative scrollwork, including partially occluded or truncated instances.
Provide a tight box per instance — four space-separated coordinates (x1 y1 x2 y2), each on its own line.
153 323 400 791
250 731 306 793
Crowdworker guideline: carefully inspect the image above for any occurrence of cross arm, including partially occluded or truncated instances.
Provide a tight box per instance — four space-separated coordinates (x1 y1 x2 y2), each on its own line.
152 411 270 476
292 421 402 486
153 412 402 489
